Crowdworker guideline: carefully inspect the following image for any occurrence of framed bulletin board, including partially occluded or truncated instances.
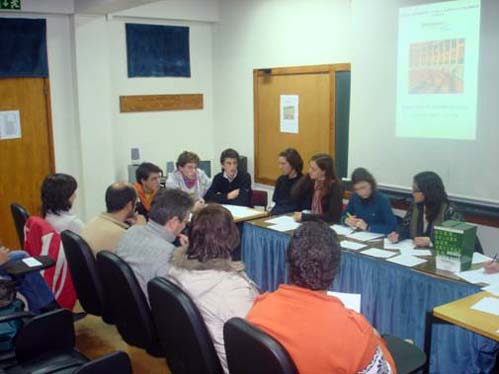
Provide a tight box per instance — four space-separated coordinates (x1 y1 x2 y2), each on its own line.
253 64 351 185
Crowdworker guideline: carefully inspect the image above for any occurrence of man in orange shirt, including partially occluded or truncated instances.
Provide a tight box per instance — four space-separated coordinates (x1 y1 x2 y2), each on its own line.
246 221 397 374
133 162 162 217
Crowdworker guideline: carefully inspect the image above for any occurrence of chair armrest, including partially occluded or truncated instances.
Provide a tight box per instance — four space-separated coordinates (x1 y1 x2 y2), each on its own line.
3 256 55 277
0 311 34 324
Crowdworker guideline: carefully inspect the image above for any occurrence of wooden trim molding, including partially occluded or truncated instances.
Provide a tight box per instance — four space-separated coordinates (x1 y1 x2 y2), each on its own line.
120 94 203 113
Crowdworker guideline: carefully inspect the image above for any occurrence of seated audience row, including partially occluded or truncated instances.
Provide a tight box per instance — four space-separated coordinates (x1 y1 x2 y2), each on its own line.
115 190 395 373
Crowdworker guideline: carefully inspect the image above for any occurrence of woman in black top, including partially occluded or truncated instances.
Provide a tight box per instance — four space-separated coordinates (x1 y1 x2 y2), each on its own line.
291 153 344 223
271 148 303 215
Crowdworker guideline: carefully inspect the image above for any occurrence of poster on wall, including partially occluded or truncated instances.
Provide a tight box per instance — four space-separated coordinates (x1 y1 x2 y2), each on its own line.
280 95 299 134
0 110 21 140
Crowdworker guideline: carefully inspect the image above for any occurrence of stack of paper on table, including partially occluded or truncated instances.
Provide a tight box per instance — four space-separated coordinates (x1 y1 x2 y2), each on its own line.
331 225 355 236
327 291 361 313
455 268 499 286
386 255 427 268
346 232 385 242
265 216 301 232
222 205 259 219
360 248 397 259
340 241 367 251
470 297 499 316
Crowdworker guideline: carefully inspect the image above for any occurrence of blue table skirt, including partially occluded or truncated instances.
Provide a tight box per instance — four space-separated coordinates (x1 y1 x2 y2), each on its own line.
241 223 498 373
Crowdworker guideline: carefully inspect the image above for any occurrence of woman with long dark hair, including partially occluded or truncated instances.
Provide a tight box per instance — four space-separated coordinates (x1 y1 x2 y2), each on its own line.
389 171 465 248
341 168 397 234
291 153 343 223
271 148 304 215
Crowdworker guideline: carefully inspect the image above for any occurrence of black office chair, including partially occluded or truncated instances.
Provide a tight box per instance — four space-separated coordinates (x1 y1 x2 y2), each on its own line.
383 335 426 374
96 250 162 357
224 318 297 374
0 307 131 373
147 277 223 374
9 203 30 250
75 351 132 374
61 230 112 323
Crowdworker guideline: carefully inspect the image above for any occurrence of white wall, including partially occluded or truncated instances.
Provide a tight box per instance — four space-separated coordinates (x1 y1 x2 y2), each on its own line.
72 15 116 219
108 17 215 182
213 0 352 175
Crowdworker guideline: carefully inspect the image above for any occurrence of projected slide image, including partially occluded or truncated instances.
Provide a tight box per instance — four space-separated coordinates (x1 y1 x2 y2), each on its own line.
396 0 480 140
409 39 465 94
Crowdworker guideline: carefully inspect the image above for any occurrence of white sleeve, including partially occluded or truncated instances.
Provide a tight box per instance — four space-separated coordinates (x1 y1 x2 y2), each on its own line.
199 170 212 197
165 173 179 190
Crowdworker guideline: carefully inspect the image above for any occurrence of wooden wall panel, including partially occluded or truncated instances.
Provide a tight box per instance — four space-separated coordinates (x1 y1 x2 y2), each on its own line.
120 94 203 113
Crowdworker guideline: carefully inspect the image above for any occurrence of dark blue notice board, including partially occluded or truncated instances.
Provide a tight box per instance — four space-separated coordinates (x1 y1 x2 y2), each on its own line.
126 23 191 78
0 18 48 78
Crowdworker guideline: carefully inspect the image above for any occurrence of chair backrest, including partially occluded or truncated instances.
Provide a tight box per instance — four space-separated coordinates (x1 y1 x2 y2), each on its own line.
147 277 223 374
198 160 211 178
251 189 269 208
75 351 132 374
224 318 298 374
96 250 160 356
60 230 106 318
15 309 75 363
10 203 30 249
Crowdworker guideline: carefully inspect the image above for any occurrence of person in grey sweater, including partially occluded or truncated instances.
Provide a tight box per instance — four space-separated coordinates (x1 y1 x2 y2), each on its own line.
116 188 193 300
165 151 211 212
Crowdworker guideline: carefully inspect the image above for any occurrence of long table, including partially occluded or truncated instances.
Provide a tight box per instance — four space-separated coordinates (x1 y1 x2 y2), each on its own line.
241 217 498 373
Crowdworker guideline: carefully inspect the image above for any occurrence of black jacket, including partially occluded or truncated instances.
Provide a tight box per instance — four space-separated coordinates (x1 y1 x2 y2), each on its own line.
205 171 252 207
271 174 302 215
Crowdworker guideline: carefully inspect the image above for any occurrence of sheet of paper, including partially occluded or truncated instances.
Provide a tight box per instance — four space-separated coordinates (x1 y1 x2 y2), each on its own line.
327 291 361 313
267 221 301 232
346 232 385 242
280 95 299 133
222 205 259 219
331 225 355 236
361 248 397 259
455 268 499 286
470 297 499 316
0 110 21 140
384 238 415 251
340 240 367 251
22 257 42 268
387 255 427 267
472 252 492 264
482 284 499 297
407 249 432 257
265 216 295 225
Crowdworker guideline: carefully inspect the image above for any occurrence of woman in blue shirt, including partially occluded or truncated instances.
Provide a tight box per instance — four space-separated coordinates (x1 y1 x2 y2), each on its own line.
341 168 396 235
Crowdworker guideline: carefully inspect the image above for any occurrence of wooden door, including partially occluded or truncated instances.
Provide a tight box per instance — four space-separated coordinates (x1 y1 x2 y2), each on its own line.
254 64 350 185
0 78 54 248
